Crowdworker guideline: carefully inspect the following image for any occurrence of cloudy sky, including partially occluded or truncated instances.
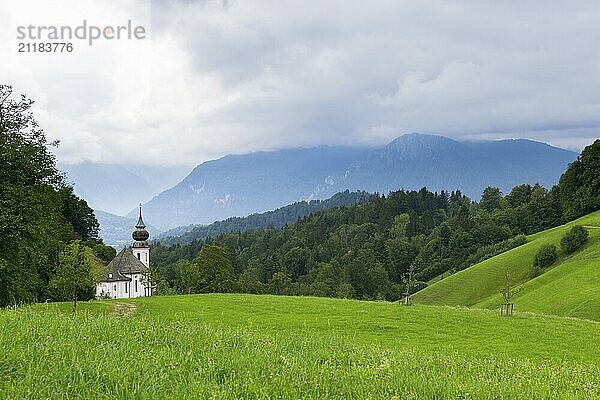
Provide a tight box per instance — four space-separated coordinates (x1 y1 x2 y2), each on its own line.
2 0 600 166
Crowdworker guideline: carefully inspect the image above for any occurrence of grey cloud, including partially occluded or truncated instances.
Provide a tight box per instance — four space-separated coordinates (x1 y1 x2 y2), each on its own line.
7 0 600 166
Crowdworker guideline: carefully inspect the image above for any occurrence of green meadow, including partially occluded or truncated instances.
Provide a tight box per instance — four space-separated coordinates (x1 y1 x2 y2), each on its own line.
413 210 600 321
1 294 599 399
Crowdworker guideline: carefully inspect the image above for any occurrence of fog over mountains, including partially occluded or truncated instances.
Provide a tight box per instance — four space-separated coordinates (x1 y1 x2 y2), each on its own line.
334 134 576 198
60 162 190 216
62 133 578 244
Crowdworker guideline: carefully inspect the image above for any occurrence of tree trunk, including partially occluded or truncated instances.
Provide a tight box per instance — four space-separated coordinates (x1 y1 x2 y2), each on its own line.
72 290 77 314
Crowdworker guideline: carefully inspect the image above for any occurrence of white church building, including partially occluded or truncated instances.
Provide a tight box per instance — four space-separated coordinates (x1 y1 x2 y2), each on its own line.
96 207 153 299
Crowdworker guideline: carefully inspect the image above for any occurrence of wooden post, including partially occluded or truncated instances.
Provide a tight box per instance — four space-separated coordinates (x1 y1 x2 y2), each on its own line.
500 303 514 317
499 270 521 317
403 266 415 306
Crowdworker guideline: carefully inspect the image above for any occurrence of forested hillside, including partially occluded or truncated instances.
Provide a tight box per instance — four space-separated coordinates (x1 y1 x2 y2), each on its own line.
151 139 599 301
151 185 554 300
557 140 600 220
0 85 113 307
157 190 371 245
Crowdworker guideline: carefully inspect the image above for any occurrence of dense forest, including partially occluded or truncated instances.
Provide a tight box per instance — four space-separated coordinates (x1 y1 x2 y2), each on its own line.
0 85 113 307
150 139 599 301
158 190 371 245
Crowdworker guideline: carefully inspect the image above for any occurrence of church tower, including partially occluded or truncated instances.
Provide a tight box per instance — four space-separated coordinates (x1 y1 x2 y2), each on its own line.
132 205 150 267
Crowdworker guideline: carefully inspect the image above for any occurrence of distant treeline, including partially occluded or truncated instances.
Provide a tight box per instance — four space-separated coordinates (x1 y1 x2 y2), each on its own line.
150 140 600 301
157 190 372 245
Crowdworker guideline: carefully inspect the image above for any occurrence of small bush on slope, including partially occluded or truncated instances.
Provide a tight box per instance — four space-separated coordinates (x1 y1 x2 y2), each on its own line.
560 225 589 254
533 243 558 271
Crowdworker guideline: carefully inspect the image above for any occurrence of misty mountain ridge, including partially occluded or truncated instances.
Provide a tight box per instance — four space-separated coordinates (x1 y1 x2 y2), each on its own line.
128 146 371 229
129 133 576 231
331 134 575 198
60 162 189 216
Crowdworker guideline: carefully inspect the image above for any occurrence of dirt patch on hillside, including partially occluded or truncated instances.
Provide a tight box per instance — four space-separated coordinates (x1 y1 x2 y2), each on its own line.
111 302 138 317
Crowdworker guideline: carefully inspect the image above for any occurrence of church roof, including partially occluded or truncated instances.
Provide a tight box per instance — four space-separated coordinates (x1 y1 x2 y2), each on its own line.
99 248 149 282
100 269 130 282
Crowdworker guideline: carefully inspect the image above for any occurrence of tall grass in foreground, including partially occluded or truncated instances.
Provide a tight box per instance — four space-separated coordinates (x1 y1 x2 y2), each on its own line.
0 295 598 399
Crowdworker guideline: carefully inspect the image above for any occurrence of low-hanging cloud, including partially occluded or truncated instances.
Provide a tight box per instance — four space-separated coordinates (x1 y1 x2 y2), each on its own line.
2 0 599 166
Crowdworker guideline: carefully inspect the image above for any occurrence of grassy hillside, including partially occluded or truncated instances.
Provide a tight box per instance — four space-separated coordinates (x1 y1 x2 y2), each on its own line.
412 210 600 320
1 294 599 399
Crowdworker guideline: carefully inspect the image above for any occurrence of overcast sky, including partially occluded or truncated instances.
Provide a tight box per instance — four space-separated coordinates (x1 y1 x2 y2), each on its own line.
2 0 600 166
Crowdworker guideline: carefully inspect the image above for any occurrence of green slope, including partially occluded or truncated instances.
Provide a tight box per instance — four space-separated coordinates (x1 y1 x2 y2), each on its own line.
412 210 600 320
1 294 599 398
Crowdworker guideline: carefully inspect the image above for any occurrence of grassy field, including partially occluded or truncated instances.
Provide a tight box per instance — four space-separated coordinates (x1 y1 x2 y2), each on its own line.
412 210 600 321
1 294 599 399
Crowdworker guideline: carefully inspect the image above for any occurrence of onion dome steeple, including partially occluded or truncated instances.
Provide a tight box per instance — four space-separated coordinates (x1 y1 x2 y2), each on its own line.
132 205 150 242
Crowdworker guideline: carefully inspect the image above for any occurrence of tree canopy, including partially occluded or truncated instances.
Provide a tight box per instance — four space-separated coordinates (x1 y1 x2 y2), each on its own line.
0 85 102 307
48 240 95 312
558 139 600 221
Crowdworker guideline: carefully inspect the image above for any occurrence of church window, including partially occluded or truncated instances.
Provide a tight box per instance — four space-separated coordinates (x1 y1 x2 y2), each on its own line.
125 282 128 293
135 280 138 292
137 253 140 260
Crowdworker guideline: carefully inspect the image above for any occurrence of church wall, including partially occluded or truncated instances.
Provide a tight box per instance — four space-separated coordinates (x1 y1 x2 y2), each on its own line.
124 273 149 298
132 248 150 268
96 273 150 299
96 280 130 299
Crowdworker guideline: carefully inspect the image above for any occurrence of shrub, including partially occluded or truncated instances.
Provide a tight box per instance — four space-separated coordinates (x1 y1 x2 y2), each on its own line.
335 283 355 299
533 243 557 270
560 225 589 254
386 283 405 302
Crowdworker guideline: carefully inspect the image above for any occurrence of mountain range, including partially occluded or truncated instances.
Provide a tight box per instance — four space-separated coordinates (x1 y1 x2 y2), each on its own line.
127 146 370 229
131 133 577 230
330 134 576 198
62 133 578 244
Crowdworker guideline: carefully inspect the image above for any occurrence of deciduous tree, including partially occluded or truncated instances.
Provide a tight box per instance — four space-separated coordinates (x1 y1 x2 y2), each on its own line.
48 240 95 313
